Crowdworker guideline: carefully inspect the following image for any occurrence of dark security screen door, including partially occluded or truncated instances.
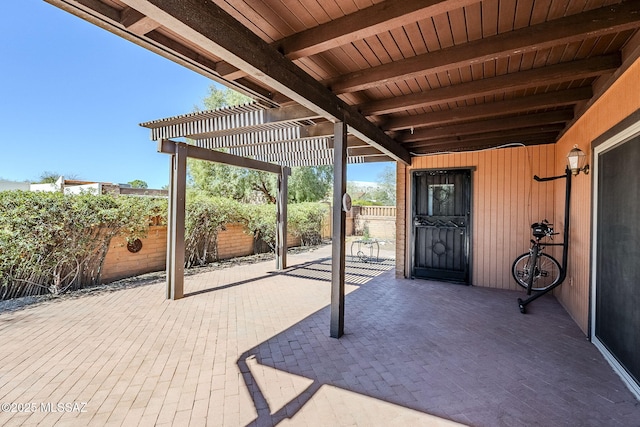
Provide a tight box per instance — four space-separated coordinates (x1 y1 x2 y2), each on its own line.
596 135 640 388
413 170 471 283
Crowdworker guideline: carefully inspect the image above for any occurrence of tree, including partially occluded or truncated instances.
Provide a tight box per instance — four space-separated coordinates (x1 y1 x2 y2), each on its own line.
200 85 252 110
188 159 277 203
127 179 148 189
37 171 62 184
289 166 332 203
188 85 333 204
346 164 396 206
36 171 80 184
372 164 396 205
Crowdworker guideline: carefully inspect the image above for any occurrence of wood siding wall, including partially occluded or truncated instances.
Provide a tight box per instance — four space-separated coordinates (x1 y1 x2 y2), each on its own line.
397 145 557 290
554 56 640 333
396 56 640 335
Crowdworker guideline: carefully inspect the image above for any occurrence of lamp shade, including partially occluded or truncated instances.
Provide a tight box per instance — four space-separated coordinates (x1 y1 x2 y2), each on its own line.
567 145 587 175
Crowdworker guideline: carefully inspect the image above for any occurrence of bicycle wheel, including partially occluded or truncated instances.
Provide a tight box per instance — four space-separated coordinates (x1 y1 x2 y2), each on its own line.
512 252 562 291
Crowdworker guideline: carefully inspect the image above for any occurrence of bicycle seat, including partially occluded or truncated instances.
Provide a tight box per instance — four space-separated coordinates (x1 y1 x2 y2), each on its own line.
531 222 552 238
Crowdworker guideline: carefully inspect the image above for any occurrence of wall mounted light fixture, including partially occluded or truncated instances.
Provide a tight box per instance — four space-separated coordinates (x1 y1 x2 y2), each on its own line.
567 145 590 176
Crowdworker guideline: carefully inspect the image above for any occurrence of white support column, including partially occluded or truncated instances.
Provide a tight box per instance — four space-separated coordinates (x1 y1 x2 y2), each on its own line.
331 121 347 338
167 142 187 300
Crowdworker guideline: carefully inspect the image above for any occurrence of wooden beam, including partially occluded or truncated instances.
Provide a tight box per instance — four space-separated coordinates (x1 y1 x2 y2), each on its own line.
405 128 564 149
158 139 286 175
121 7 160 35
348 146 384 156
166 144 187 300
398 110 574 143
194 120 335 143
276 167 289 270
121 0 410 164
361 54 620 116
328 0 640 93
409 135 558 154
276 0 478 60
331 122 347 339
362 155 395 163
382 87 593 131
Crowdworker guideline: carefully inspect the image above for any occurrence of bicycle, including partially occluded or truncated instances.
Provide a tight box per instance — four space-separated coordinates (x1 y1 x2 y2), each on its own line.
512 220 564 313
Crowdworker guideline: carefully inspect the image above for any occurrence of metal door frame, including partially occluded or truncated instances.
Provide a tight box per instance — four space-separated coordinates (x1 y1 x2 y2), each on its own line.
409 167 474 284
591 116 640 400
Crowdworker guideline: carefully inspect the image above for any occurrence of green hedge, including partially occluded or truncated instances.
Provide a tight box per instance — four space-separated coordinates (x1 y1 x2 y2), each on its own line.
0 191 328 299
0 191 166 299
184 196 329 266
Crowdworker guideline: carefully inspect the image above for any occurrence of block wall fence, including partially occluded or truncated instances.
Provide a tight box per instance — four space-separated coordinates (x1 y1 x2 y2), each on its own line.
101 223 302 284
101 208 396 284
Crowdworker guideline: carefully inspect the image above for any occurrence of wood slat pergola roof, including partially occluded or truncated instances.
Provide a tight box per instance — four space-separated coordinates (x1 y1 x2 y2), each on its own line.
140 103 373 167
47 0 640 159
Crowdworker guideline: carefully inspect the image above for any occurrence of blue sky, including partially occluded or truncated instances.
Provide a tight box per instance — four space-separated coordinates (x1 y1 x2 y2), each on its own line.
0 1 391 189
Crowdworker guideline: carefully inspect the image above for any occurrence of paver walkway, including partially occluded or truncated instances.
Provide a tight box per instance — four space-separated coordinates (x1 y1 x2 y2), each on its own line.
0 244 638 426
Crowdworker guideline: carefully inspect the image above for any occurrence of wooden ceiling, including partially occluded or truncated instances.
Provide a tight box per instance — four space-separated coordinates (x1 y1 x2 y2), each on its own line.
48 0 640 162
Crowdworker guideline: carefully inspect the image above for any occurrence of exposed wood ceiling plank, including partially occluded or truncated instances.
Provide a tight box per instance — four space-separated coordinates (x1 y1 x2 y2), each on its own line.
275 0 480 60
119 0 411 164
329 0 640 93
382 86 592 130
408 135 557 154
46 0 640 160
398 110 574 142
404 126 565 149
360 53 620 115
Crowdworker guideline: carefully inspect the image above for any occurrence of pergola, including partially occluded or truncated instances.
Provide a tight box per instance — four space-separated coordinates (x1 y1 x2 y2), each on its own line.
139 103 386 338
46 0 640 338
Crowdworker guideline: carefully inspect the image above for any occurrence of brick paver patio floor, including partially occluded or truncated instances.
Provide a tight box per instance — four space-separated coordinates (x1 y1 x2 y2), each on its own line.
0 244 638 426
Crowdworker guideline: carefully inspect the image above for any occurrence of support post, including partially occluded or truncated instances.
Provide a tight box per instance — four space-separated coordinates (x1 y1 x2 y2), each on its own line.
331 122 347 338
166 141 187 300
276 167 290 270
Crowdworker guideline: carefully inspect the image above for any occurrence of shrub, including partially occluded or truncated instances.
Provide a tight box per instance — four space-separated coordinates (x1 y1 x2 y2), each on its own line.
0 190 328 300
184 195 243 267
0 191 165 299
289 202 329 246
243 203 277 251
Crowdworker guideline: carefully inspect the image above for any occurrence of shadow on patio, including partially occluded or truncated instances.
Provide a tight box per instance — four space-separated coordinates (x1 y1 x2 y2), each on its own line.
237 254 640 426
0 245 638 426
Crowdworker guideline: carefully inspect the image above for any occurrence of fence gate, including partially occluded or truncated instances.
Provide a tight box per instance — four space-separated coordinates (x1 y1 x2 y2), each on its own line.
412 169 471 283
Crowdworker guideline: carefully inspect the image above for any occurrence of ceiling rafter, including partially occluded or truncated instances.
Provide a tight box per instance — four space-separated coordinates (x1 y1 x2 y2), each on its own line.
46 0 640 160
408 135 558 154
398 110 574 142
382 87 592 131
275 0 480 60
405 124 563 151
327 0 640 94
214 0 481 79
360 54 620 115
